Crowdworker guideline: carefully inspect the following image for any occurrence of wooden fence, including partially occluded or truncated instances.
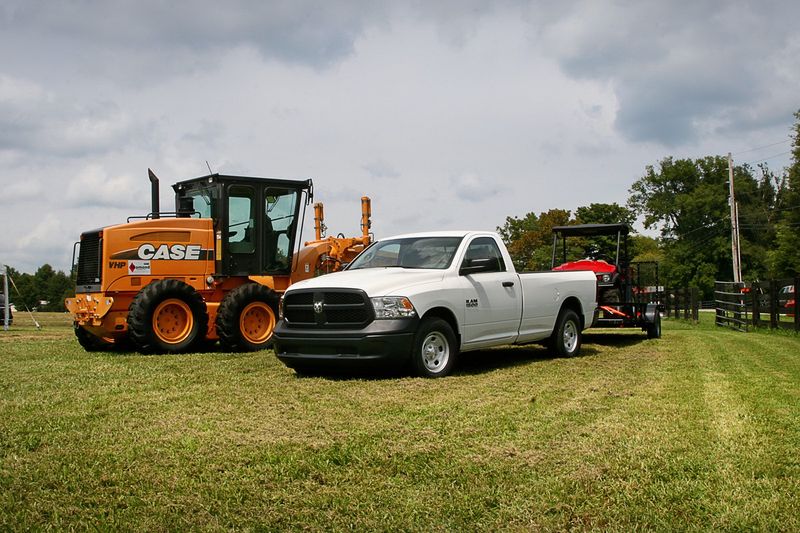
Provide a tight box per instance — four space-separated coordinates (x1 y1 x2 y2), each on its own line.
664 287 699 322
715 281 748 332
715 278 799 332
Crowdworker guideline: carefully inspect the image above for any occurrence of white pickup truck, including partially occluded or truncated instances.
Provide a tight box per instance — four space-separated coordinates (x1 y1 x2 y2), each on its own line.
273 231 597 377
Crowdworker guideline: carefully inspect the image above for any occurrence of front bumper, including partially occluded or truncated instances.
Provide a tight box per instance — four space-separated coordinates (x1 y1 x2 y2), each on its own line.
273 318 419 370
65 293 114 325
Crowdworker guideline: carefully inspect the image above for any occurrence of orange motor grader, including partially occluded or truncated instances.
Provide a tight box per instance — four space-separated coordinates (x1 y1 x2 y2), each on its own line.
65 170 371 353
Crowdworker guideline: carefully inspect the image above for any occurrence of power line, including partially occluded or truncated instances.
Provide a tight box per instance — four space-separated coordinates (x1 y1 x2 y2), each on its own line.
733 138 791 156
744 150 793 166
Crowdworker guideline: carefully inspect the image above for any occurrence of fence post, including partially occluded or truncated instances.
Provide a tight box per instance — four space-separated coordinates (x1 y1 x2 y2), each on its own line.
770 279 779 329
684 288 690 320
691 287 699 322
794 277 799 333
664 288 671 318
752 281 760 328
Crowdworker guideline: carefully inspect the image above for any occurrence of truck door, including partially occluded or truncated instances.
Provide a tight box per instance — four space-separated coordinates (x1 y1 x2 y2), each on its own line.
457 236 521 349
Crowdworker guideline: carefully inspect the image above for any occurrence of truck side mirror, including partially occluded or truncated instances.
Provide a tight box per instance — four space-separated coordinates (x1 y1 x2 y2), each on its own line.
459 257 496 275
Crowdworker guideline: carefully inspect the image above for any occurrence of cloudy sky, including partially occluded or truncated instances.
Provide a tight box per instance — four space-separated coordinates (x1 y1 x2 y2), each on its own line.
1 0 798 274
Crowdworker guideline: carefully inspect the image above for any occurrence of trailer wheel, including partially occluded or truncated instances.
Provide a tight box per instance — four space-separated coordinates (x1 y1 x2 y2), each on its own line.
216 283 279 351
412 318 458 378
127 279 208 353
550 308 582 357
647 312 662 339
74 323 113 352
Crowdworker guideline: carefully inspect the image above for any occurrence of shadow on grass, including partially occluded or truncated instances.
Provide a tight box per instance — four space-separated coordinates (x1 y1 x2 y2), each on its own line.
284 329 659 381
454 345 556 376
290 345 562 381
582 330 650 349
96 330 652 380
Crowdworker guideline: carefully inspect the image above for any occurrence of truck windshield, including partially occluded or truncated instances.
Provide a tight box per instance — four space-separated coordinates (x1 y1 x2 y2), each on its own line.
349 236 463 270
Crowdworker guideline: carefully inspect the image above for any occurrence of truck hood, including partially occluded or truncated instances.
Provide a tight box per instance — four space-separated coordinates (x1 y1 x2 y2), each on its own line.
286 268 446 296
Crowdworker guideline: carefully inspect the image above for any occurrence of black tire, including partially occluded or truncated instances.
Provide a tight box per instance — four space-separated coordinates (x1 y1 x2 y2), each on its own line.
216 283 280 352
411 318 458 378
647 312 662 339
74 323 113 352
549 308 582 357
127 279 208 354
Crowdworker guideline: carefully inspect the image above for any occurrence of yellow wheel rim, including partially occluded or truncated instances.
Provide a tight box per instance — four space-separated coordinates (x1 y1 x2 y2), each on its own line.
240 302 276 345
152 298 193 344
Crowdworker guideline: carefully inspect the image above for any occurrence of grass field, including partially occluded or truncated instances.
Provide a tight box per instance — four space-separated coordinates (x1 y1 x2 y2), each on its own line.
1 313 799 531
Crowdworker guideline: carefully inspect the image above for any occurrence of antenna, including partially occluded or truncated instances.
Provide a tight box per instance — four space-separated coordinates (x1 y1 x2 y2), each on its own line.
206 160 214 175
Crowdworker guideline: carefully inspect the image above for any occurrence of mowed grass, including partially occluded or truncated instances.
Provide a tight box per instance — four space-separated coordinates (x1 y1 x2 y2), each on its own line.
1 313 798 531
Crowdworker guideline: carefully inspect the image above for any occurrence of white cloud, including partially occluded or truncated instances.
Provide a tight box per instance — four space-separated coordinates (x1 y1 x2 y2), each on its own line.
65 165 147 209
449 173 500 203
0 1 797 274
5 179 42 202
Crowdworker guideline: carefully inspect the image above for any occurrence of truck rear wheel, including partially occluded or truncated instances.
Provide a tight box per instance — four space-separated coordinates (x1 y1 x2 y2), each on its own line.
412 318 458 378
550 308 582 357
216 283 279 351
127 279 208 353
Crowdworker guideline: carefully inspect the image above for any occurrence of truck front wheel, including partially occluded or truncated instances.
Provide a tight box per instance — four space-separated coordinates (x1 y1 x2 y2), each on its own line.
550 308 582 357
412 318 458 378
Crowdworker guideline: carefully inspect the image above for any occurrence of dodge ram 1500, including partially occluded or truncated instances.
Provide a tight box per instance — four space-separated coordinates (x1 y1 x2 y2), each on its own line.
273 231 597 377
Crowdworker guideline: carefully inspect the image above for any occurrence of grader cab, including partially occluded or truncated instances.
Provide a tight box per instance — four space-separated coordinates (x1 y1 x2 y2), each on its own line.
66 170 371 353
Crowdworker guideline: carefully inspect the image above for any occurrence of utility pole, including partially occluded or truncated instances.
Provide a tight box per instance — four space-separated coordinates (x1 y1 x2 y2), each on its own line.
727 153 742 283
2 265 8 331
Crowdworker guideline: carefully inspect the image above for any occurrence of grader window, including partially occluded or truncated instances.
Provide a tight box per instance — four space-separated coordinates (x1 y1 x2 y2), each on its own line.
186 187 213 218
228 185 255 254
264 188 299 270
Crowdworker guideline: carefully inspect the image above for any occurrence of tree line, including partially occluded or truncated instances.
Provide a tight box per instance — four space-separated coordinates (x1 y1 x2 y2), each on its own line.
2 265 74 313
499 110 800 300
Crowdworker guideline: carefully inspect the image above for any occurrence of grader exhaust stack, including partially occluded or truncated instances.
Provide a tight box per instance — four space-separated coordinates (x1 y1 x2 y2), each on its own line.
148 168 160 219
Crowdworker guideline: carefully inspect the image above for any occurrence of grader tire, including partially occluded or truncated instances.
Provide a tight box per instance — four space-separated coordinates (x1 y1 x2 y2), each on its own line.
74 323 114 352
216 283 280 352
127 279 208 354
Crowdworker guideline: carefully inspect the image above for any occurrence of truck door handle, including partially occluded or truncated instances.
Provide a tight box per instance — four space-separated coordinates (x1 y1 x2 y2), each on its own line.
502 281 515 288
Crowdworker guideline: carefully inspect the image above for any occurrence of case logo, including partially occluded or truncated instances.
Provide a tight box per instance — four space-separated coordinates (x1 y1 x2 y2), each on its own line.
137 243 202 260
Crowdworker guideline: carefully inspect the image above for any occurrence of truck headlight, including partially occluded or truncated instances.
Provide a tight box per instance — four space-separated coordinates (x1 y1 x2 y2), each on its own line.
371 296 416 319
278 295 284 320
601 274 611 283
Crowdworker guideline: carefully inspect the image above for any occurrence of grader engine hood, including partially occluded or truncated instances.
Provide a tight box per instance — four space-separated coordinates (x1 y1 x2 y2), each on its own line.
105 219 215 289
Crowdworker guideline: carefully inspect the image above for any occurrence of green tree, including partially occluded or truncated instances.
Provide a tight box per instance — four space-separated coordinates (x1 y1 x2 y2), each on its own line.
768 109 800 278
574 203 635 227
572 203 637 261
497 209 571 271
628 155 776 297
630 234 663 264
3 264 74 312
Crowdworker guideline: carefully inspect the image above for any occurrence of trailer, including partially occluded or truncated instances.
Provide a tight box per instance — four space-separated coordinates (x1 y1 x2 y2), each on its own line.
551 223 663 338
